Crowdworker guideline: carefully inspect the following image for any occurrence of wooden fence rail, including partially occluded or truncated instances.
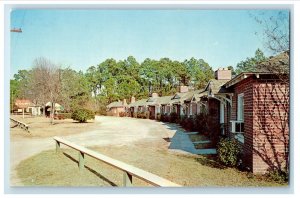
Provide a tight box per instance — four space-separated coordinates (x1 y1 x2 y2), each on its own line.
53 136 181 187
10 118 29 132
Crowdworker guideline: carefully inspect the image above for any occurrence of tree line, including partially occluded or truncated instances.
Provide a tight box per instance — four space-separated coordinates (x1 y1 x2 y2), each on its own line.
10 56 214 115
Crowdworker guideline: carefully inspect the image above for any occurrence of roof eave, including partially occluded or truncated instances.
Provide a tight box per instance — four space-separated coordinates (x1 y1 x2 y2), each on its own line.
224 72 272 88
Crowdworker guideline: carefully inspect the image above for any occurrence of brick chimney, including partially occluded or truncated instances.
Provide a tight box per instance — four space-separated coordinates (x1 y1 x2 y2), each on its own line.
177 85 189 93
151 93 159 98
131 96 135 104
215 68 232 80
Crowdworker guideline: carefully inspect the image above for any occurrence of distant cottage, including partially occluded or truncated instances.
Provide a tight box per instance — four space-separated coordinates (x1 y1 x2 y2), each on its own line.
106 99 128 117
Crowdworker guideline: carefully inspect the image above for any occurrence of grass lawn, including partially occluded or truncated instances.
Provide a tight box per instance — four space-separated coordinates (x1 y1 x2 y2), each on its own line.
16 146 287 187
188 134 209 142
10 115 100 138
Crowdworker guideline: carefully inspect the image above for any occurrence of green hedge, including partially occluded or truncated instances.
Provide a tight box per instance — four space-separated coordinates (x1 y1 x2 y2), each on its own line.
71 108 95 123
217 138 241 167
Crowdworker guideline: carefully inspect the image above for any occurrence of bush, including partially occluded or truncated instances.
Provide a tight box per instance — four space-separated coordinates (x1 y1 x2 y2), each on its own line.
194 113 209 134
160 113 169 122
71 108 95 123
145 111 150 119
137 112 143 118
156 113 161 121
119 112 127 117
170 112 178 123
179 115 187 126
133 112 137 118
217 138 241 167
267 169 289 183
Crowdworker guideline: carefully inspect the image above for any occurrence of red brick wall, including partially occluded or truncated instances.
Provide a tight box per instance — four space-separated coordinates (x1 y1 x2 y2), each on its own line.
231 76 289 174
252 80 289 174
107 107 126 117
231 77 254 171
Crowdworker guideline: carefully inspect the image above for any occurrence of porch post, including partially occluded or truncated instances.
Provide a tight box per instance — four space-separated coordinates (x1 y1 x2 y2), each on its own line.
180 105 183 116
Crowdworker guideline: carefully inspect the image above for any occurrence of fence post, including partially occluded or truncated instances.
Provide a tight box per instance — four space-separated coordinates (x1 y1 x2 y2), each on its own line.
123 171 133 186
56 141 60 153
79 152 85 170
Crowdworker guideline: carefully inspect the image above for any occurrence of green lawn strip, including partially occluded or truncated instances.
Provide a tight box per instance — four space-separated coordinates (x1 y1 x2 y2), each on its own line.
16 146 287 187
16 149 149 186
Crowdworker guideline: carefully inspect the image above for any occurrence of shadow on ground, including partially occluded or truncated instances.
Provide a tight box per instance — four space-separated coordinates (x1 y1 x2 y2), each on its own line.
63 152 117 186
194 155 226 169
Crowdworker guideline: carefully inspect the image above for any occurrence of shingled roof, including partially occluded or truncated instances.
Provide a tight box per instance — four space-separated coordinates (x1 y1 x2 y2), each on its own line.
257 50 289 74
128 99 148 107
172 90 203 103
107 101 127 108
225 50 289 88
157 95 174 105
204 79 231 95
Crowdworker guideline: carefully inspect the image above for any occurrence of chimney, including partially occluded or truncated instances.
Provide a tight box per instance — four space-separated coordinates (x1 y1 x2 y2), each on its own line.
215 68 232 80
122 99 127 105
151 93 159 98
131 96 136 104
177 85 189 93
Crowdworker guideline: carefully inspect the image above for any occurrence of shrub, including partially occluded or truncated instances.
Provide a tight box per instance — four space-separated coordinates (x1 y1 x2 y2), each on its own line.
184 117 195 131
170 112 178 123
161 113 165 122
156 113 161 121
217 138 241 167
119 112 127 117
137 112 142 118
71 108 95 123
194 113 209 134
145 111 150 119
267 169 289 183
179 115 187 126
133 112 137 118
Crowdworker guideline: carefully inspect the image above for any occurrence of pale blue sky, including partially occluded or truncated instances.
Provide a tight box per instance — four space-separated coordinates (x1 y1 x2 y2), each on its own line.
10 9 289 77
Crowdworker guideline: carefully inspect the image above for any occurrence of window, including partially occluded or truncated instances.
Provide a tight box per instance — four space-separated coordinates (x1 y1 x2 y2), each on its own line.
237 93 244 121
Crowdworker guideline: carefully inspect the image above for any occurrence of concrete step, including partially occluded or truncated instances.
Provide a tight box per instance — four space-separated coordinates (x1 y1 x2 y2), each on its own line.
194 148 217 155
185 132 198 135
194 142 215 149
192 140 211 144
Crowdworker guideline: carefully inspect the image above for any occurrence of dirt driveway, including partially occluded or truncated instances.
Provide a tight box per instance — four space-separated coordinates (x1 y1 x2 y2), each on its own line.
10 115 177 186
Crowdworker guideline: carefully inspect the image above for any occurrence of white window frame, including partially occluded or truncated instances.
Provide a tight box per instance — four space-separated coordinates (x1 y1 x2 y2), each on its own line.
237 93 244 121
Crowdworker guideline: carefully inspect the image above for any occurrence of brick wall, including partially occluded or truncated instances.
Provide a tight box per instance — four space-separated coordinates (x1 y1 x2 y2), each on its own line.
107 107 126 117
215 68 232 80
252 80 289 174
231 77 254 171
231 76 289 174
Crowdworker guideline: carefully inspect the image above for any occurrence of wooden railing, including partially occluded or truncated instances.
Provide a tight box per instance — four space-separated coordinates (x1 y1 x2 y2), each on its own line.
53 136 181 187
10 118 29 132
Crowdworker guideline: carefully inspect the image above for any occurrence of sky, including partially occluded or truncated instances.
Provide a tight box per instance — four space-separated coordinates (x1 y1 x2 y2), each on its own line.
10 9 289 78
